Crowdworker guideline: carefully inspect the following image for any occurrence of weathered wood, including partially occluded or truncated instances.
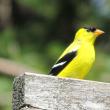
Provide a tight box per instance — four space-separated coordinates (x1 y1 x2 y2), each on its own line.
13 72 110 110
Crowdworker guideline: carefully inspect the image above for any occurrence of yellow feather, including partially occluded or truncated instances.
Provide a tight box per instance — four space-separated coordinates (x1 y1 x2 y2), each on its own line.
57 41 95 79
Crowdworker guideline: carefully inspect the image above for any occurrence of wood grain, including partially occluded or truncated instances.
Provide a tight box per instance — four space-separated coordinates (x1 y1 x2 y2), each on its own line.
13 72 110 110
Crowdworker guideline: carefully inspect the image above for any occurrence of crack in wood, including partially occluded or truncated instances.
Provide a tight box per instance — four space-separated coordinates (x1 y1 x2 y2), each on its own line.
19 104 47 110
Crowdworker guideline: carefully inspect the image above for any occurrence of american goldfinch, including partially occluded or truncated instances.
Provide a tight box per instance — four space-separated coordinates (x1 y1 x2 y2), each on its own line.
49 27 104 79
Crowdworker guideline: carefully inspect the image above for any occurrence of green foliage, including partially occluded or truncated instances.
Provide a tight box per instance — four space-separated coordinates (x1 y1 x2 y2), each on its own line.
0 75 13 110
0 0 110 110
19 0 59 19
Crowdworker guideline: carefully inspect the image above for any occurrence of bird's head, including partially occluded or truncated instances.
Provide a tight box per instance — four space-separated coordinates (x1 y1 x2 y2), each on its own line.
75 27 104 44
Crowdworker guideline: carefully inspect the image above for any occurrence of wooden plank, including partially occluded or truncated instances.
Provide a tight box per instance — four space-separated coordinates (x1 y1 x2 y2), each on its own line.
13 72 110 110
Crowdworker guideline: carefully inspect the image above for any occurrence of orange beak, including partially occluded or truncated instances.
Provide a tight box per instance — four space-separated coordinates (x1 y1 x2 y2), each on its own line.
94 29 105 36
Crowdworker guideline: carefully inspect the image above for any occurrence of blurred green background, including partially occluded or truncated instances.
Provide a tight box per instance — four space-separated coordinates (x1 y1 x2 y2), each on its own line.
0 0 110 110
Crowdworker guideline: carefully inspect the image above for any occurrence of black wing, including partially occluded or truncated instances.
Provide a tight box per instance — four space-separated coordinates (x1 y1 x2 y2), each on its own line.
49 50 77 76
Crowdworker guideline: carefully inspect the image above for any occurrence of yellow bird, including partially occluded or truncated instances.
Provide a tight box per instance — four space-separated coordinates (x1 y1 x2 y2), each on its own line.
49 27 104 79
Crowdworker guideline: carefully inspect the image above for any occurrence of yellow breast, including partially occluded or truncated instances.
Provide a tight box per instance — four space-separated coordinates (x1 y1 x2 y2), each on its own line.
57 43 95 79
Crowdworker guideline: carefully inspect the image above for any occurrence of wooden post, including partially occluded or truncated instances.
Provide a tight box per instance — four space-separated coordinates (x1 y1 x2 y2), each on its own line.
13 72 110 110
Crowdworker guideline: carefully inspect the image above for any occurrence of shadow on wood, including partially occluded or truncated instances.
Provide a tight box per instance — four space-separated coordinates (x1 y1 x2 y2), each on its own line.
13 72 110 110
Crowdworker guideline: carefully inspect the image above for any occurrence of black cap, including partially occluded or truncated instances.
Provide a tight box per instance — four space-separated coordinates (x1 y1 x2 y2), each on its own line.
84 26 96 32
